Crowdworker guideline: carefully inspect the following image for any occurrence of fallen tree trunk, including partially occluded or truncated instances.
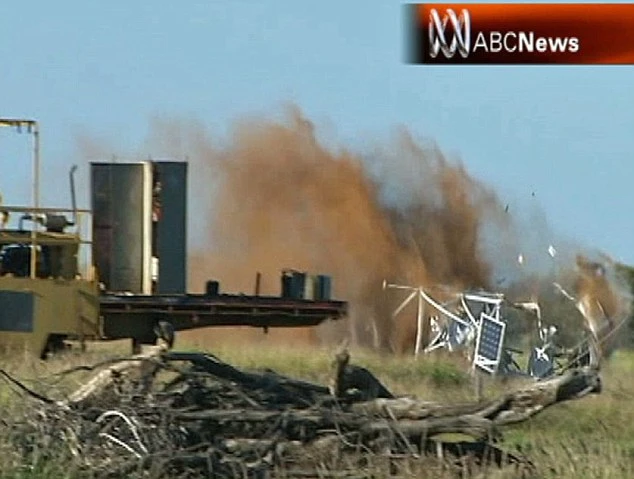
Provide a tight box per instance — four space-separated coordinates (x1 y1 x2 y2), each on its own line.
349 367 602 427
65 345 165 409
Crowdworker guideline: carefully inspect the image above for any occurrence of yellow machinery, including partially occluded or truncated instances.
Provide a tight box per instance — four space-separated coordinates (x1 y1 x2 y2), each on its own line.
0 204 101 358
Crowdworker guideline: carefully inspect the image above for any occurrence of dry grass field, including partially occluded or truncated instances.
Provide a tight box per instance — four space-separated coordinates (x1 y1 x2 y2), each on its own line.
0 335 631 478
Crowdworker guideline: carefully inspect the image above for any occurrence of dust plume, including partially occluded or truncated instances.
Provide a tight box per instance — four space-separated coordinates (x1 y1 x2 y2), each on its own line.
75 105 632 356
158 106 517 352
572 255 632 357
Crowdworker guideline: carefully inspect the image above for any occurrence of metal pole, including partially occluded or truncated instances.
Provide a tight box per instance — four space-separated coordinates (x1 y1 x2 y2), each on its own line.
255 272 261 296
30 121 40 279
414 288 424 357
474 370 483 401
33 122 40 210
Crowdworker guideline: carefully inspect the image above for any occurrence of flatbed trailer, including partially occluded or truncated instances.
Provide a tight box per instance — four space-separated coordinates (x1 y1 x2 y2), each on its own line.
99 292 348 342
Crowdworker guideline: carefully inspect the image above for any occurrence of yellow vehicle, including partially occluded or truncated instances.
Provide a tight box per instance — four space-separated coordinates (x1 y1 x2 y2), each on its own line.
0 204 100 358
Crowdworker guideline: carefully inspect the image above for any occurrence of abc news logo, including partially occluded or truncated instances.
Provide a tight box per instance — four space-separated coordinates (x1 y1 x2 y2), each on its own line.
427 8 580 59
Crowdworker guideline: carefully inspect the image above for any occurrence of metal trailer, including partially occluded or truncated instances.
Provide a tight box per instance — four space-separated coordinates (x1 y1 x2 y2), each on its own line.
100 292 347 354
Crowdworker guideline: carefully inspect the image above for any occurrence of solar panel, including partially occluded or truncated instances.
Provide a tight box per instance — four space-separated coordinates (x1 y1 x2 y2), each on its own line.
473 313 506 374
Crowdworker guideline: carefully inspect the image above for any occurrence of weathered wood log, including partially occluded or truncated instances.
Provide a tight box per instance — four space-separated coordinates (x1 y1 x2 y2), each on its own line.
164 351 331 398
359 415 496 443
351 396 501 420
329 348 394 401
490 367 602 425
172 406 495 443
65 345 165 409
349 366 601 428
173 407 363 429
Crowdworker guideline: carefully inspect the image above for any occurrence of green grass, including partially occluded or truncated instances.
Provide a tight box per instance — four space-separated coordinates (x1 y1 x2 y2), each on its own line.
0 340 632 478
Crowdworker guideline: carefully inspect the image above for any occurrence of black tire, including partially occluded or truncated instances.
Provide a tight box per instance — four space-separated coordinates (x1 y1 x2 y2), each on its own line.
41 334 68 360
131 338 142 355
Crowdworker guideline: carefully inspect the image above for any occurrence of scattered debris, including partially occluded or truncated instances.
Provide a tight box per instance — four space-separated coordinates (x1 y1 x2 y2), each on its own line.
0 346 602 478
384 266 616 381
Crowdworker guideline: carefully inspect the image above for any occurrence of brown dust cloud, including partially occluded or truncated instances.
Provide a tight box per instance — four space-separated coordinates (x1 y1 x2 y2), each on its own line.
80 105 631 354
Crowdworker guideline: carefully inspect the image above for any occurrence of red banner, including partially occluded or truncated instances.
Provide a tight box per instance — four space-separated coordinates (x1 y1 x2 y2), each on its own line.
405 3 634 64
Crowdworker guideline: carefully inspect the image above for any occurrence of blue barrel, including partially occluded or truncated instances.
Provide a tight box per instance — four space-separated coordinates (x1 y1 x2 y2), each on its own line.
205 280 219 296
281 271 293 298
291 272 306 299
315 275 332 301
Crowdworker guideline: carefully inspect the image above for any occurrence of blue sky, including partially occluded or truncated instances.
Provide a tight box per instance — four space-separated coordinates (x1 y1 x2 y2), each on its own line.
0 1 633 264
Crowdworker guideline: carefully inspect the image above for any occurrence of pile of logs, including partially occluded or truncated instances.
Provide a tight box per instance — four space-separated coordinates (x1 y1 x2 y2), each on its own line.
0 346 602 478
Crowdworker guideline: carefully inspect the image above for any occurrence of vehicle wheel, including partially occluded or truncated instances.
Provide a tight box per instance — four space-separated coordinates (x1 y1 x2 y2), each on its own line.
131 338 142 355
40 335 68 360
